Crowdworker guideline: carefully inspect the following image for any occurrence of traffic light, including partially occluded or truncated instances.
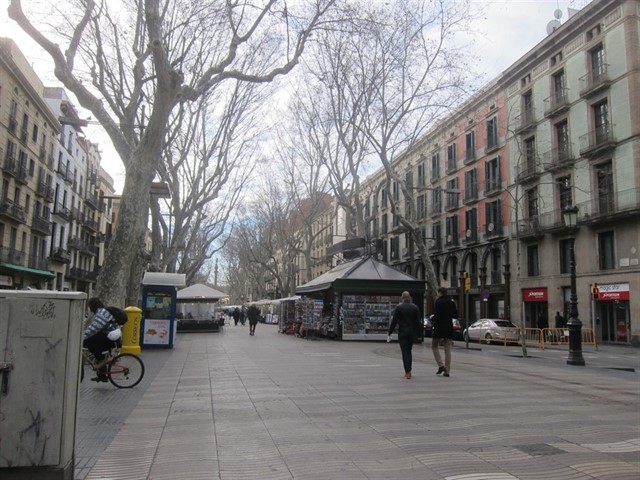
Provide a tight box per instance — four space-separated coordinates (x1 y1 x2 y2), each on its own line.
592 283 599 300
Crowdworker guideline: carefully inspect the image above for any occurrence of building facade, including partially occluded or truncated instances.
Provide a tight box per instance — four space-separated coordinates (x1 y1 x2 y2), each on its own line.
356 0 639 345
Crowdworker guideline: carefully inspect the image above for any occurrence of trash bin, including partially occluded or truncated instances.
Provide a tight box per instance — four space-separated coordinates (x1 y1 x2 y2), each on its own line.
0 290 86 480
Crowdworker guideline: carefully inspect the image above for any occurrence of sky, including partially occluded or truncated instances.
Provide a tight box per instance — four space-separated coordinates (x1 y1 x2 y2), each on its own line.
1 0 592 194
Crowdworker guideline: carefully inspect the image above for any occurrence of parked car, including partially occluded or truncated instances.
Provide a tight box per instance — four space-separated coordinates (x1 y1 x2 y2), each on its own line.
424 315 463 340
463 319 519 344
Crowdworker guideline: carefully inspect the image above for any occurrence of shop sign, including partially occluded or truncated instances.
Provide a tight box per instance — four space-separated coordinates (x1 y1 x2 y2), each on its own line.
522 287 547 302
0 275 13 287
593 283 629 301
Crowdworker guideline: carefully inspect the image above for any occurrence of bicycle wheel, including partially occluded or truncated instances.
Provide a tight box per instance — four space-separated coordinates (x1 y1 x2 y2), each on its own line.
107 353 145 388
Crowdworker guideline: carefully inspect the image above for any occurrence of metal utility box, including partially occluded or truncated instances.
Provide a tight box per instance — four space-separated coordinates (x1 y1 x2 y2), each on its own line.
0 290 86 480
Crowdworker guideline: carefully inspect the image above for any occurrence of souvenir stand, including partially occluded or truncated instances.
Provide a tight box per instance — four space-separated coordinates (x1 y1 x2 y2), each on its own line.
295 256 425 341
176 283 228 332
277 295 301 332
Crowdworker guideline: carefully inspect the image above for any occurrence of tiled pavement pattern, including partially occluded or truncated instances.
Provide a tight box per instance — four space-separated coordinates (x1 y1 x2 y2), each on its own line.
79 325 639 480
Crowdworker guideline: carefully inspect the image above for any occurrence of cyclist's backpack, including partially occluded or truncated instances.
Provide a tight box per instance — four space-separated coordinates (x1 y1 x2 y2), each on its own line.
106 306 128 326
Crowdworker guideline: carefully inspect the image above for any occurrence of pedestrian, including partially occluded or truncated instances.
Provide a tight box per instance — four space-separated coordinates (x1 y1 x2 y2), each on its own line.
232 307 240 326
248 304 260 336
387 291 421 379
83 297 119 382
555 311 566 329
431 287 458 378
240 306 246 326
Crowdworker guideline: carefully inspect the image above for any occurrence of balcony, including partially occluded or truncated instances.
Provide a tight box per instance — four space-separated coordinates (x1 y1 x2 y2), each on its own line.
3 155 28 184
577 187 640 226
36 180 56 203
0 198 27 223
514 109 536 134
68 267 96 281
544 89 570 117
28 255 50 272
515 160 541 184
31 214 52 235
8 115 17 133
579 125 616 158
463 184 479 204
0 246 26 265
429 203 442 217
579 65 610 98
484 179 502 197
484 137 500 155
85 192 100 209
464 148 476 165
515 216 543 240
462 228 478 245
445 233 459 248
53 203 73 222
83 217 99 233
49 248 71 264
483 222 504 239
543 145 574 172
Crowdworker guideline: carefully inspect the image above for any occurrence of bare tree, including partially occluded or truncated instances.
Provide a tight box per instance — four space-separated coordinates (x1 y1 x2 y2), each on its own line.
9 0 338 305
291 0 476 298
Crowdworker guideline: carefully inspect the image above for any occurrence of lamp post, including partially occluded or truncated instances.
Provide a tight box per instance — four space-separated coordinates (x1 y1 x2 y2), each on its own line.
562 205 585 366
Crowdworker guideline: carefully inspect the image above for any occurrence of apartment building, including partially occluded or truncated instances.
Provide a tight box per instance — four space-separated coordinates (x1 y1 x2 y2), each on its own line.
0 38 61 289
506 0 639 344
0 38 115 293
358 0 639 344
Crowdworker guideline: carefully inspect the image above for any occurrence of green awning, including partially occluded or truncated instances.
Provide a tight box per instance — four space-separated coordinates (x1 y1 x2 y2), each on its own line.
0 263 55 278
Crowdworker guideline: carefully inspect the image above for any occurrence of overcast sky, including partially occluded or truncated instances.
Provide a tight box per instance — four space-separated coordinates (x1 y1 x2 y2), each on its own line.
1 0 592 193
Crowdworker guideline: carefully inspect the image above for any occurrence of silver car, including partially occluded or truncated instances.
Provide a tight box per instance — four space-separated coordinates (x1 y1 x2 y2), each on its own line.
463 319 519 344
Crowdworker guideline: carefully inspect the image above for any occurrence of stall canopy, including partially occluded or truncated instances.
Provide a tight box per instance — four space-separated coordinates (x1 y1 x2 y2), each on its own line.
177 283 228 301
296 256 424 294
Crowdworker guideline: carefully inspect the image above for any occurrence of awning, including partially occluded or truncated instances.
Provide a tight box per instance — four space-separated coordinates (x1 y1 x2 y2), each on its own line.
0 263 55 278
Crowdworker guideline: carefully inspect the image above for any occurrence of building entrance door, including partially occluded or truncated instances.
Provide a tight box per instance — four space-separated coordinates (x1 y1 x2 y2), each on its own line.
596 300 630 343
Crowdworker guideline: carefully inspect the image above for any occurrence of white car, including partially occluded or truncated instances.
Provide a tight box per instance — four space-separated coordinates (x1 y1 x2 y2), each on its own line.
463 319 519 344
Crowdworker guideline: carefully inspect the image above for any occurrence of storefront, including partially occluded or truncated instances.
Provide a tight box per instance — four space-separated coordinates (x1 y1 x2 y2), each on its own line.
296 256 425 341
592 283 631 344
522 287 548 329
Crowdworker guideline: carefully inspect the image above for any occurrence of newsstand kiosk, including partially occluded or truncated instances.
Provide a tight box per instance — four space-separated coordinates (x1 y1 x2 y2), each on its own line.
141 272 186 348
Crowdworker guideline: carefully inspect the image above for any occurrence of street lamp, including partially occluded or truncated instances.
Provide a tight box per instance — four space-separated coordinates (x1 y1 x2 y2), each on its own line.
562 205 585 366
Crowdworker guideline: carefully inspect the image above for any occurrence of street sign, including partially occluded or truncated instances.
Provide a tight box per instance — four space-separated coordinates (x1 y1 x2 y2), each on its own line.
465 277 471 291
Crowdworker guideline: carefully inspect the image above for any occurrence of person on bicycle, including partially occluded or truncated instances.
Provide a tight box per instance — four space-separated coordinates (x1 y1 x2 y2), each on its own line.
84 297 119 382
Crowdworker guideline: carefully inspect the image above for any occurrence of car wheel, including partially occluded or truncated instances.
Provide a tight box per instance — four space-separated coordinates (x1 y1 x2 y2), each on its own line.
463 332 470 342
484 333 493 344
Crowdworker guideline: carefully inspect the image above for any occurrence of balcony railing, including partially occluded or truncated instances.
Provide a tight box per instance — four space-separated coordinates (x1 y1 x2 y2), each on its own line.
53 203 73 222
36 180 55 202
579 124 616 157
484 178 502 196
514 108 536 133
462 229 478 244
484 222 503 239
579 65 610 97
544 88 569 116
542 145 574 171
28 255 49 272
50 248 71 264
0 246 25 265
515 160 541 183
445 233 459 248
31 215 52 235
85 192 100 209
0 198 27 223
576 187 640 223
3 155 28 183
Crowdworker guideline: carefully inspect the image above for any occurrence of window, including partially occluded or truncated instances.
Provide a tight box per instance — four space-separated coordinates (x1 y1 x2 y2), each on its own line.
432 222 442 250
593 101 609 142
486 117 498 150
392 182 399 201
485 156 501 193
465 130 475 162
431 189 441 214
464 169 478 202
526 187 538 218
21 113 29 141
431 152 440 180
521 73 531 87
521 90 533 124
416 194 425 219
390 236 400 260
446 178 459 209
598 231 614 270
465 208 478 242
590 44 605 77
559 239 571 274
523 137 536 168
32 123 39 143
417 161 425 187
552 70 566 104
364 197 370 218
445 215 458 246
485 199 501 234
29 159 35 177
557 175 572 210
405 170 413 189
6 140 16 161
381 213 388 234
381 188 387 208
527 245 539 276
596 161 613 214
447 143 457 172
555 121 570 161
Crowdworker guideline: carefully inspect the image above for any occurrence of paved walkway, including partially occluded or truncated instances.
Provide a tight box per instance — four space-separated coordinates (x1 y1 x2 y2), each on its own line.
78 324 639 480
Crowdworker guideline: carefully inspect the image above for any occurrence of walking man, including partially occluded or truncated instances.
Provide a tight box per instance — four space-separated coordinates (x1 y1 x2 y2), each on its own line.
248 304 260 336
432 287 458 378
388 291 421 379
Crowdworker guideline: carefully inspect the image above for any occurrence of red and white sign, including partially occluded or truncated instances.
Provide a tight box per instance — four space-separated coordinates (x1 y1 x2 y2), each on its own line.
522 287 548 302
593 283 630 301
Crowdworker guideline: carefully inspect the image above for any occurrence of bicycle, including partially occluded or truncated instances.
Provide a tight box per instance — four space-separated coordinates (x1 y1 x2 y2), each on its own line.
81 342 145 388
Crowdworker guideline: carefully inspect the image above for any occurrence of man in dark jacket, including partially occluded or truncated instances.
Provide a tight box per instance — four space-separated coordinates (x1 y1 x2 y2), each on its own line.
388 291 421 379
247 304 260 336
432 287 458 377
